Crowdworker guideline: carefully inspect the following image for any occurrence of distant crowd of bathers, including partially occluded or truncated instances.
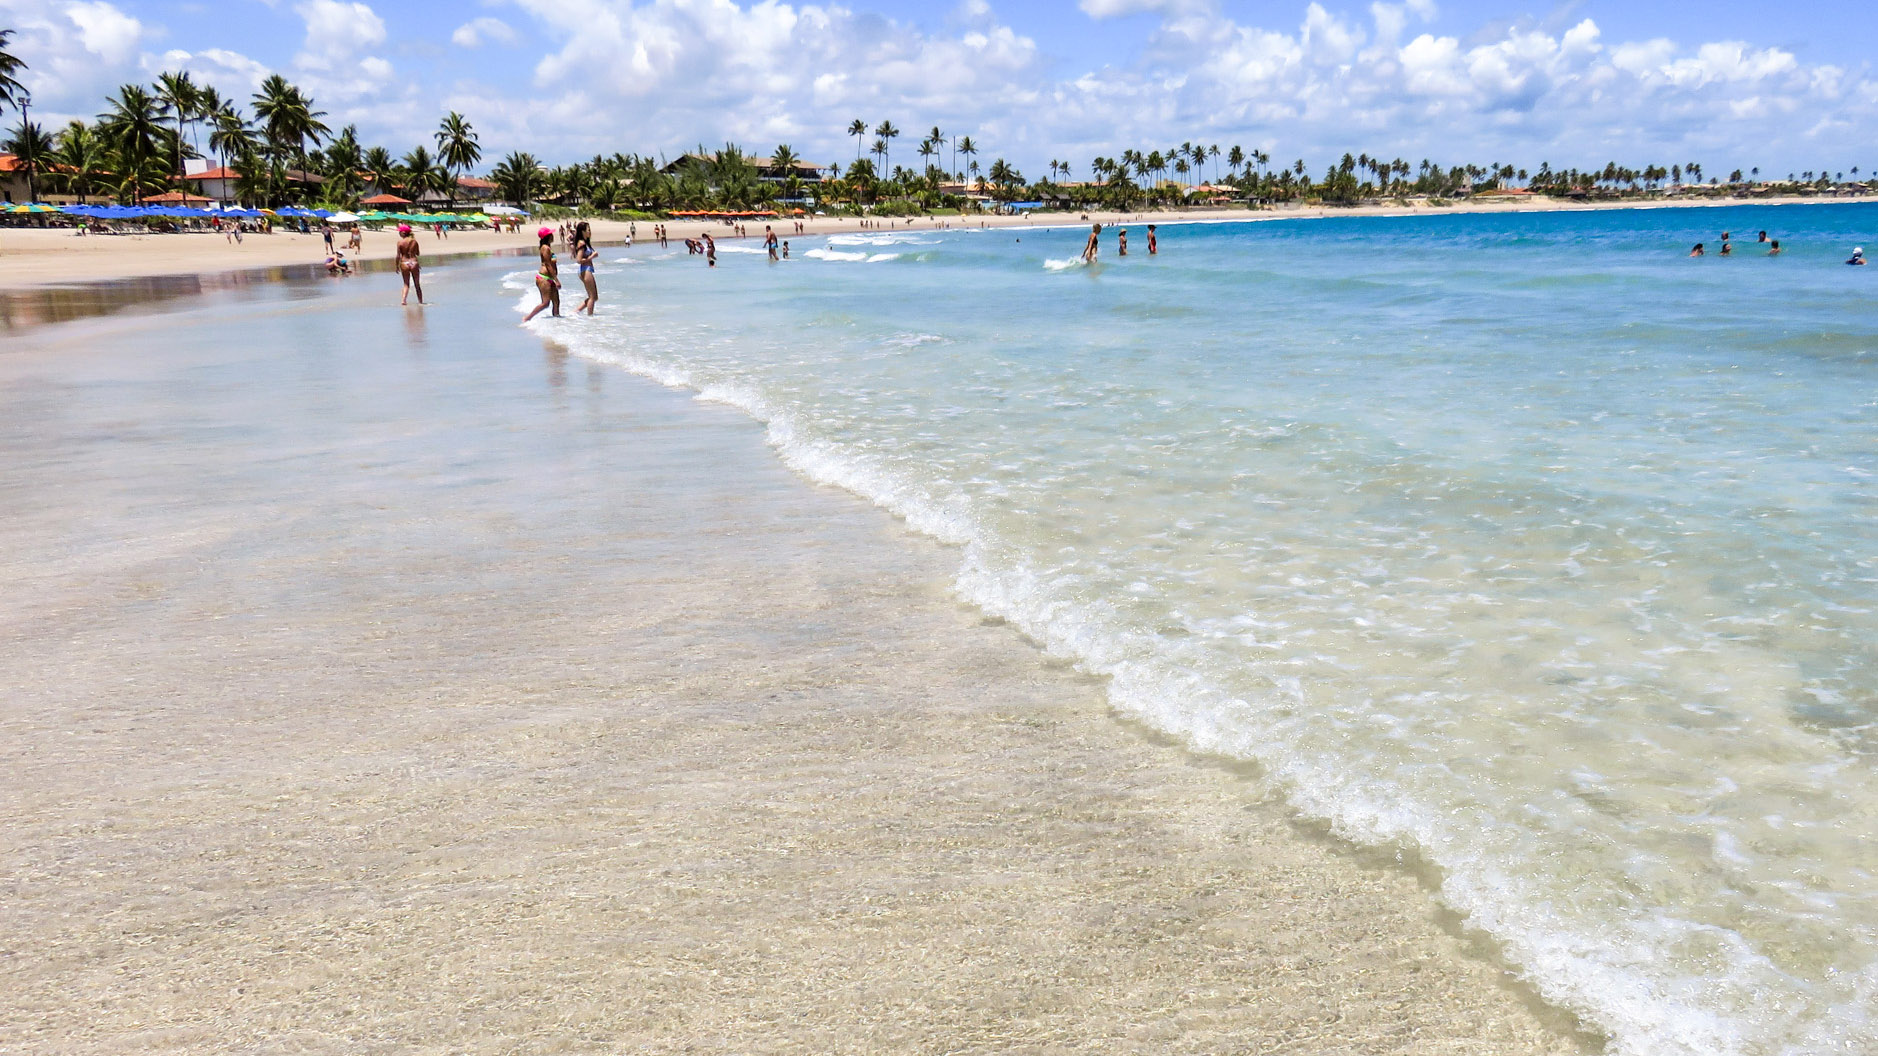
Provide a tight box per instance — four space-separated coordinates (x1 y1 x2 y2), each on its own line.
1688 229 1868 264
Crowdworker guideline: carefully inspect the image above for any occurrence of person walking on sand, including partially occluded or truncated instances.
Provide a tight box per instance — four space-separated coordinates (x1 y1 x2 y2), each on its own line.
322 222 335 254
396 224 425 305
524 227 561 321
1082 223 1102 264
573 221 599 316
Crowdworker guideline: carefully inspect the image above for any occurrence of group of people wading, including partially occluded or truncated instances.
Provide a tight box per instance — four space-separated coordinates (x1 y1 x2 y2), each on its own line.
525 221 600 322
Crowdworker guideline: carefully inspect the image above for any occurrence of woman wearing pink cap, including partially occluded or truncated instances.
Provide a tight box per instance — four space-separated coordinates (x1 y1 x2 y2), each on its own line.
523 226 561 322
396 224 424 305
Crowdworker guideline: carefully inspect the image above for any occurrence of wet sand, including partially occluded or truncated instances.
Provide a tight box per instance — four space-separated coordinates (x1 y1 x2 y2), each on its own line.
0 262 1591 1054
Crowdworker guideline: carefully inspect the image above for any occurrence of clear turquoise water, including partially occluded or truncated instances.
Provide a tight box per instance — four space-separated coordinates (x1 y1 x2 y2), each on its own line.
521 205 1878 1056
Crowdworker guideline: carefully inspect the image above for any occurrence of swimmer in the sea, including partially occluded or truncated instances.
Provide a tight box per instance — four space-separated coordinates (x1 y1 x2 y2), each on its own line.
1081 223 1101 263
1690 243 1706 257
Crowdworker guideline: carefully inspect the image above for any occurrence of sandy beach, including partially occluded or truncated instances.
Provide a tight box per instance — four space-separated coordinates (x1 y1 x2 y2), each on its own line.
1 193 1860 292
0 263 1592 1054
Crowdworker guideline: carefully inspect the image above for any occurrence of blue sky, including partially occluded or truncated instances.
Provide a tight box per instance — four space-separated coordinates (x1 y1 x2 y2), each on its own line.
5 0 1876 180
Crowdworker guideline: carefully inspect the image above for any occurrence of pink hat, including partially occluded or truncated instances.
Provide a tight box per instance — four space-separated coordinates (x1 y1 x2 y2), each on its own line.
397 223 411 234
538 226 553 237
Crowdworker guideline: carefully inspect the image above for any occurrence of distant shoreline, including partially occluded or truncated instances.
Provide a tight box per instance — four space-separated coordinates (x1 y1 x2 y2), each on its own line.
2 193 1869 293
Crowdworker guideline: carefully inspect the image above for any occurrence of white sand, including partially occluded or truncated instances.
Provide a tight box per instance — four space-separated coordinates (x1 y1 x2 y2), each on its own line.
0 265 1591 1054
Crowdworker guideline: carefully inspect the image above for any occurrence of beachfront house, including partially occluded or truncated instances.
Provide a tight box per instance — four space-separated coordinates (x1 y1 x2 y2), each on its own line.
186 165 327 206
659 152 828 200
0 153 30 202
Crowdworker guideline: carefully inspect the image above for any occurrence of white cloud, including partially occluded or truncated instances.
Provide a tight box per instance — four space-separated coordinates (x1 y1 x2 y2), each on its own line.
294 0 387 65
0 0 146 122
147 47 272 94
452 17 518 47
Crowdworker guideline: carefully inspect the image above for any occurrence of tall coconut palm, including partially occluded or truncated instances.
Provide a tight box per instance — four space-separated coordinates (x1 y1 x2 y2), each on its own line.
433 111 480 202
208 104 255 180
322 125 365 201
100 83 166 203
0 28 28 118
194 85 226 156
874 120 899 176
847 118 867 162
956 136 976 183
53 120 107 203
155 70 199 177
399 144 446 203
928 124 948 181
252 74 329 164
4 119 51 201
490 150 541 205
362 145 394 193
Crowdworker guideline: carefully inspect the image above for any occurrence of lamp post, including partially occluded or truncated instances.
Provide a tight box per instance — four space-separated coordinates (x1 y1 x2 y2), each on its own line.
18 90 34 204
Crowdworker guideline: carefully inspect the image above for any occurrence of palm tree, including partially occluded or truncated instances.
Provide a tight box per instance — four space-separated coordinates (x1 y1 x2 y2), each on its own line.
362 145 394 191
252 74 329 164
194 85 226 156
847 118 867 162
874 120 899 176
52 121 107 202
917 137 936 176
870 137 887 173
321 125 365 201
400 145 446 203
0 28 25 118
490 150 541 204
956 136 976 184
100 83 166 203
434 111 480 202
4 120 51 201
208 102 252 178
155 70 199 177
928 124 947 181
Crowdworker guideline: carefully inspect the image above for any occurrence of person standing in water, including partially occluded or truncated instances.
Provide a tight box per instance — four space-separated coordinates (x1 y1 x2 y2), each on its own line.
765 224 779 261
523 227 561 321
1118 228 1128 256
396 224 424 305
704 233 717 267
572 221 598 316
1768 241 1782 256
1081 223 1102 263
1147 225 1157 255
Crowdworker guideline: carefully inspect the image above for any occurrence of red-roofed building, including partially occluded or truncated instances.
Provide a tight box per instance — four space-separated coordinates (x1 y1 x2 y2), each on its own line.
186 164 326 206
1 153 32 202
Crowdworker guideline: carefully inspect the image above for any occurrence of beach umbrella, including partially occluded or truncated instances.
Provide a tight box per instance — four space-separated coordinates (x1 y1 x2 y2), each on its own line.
312 209 333 219
328 211 360 224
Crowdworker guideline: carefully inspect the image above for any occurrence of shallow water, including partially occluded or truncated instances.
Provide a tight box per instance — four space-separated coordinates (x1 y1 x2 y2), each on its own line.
524 205 1878 1056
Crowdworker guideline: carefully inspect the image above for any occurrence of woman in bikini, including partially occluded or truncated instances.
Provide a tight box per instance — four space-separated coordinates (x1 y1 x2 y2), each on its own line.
396 224 424 305
573 221 599 315
523 227 561 322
